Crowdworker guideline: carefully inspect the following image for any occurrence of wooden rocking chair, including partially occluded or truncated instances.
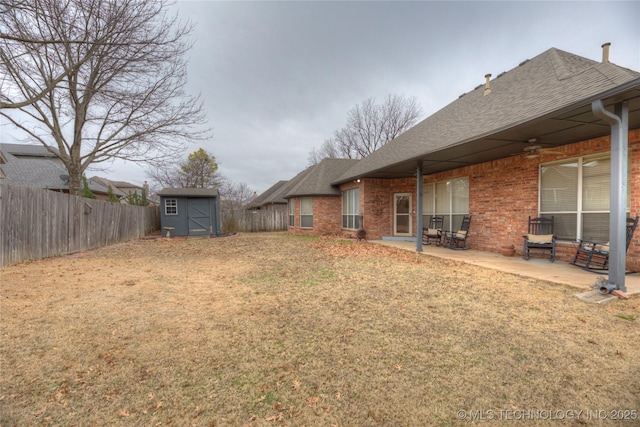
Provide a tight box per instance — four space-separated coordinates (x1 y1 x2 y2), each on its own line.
523 216 556 262
422 215 444 246
442 215 471 250
570 216 638 272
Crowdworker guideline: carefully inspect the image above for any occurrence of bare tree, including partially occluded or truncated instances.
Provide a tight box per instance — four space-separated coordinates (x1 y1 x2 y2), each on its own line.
308 94 422 165
0 1 102 109
0 0 209 194
307 139 341 166
148 148 255 209
219 181 255 209
147 148 222 189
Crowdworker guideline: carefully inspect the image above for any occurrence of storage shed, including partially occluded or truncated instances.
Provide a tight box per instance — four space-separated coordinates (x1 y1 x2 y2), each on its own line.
157 188 221 237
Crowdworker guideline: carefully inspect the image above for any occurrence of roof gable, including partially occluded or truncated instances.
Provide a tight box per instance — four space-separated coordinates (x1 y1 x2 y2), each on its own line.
247 180 289 208
286 158 359 197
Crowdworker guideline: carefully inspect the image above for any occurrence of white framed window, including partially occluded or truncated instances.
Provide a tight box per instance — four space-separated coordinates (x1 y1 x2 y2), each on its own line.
300 197 313 228
422 177 469 230
165 198 177 215
540 154 631 241
342 188 360 229
288 199 294 227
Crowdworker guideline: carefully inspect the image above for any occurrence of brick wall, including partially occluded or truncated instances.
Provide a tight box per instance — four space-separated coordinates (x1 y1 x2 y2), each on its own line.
355 132 640 270
287 195 343 236
287 131 639 270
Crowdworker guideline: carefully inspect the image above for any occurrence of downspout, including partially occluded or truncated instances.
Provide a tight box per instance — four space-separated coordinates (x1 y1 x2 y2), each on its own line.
591 100 628 293
416 161 424 252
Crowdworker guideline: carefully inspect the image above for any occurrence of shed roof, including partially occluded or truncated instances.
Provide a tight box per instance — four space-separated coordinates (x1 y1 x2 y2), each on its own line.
158 188 219 197
334 47 640 183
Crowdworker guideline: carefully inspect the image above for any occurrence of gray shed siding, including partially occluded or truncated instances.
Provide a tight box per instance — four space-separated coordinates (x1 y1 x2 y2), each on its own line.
159 195 220 237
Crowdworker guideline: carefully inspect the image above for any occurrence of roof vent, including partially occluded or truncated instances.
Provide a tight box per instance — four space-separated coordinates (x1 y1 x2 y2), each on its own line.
483 74 491 96
601 42 611 63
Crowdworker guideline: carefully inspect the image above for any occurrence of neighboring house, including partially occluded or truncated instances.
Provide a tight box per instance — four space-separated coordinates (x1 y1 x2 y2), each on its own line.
0 143 110 198
246 180 289 212
89 176 128 200
157 188 221 237
90 176 151 204
272 44 640 272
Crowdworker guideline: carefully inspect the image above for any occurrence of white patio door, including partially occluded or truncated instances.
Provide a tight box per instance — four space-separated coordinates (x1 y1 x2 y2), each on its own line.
394 193 412 236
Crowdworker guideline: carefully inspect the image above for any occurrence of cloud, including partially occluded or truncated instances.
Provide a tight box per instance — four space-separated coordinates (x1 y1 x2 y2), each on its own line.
4 1 639 193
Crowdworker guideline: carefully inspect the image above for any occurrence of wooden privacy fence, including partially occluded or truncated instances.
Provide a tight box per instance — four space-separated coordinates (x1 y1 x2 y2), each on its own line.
0 184 160 266
221 207 287 233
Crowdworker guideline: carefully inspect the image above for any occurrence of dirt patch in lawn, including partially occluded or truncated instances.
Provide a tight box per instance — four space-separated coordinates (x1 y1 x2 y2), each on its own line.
1 233 639 426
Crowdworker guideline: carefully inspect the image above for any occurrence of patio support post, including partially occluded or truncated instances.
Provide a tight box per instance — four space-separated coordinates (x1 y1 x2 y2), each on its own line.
416 161 424 253
591 100 628 292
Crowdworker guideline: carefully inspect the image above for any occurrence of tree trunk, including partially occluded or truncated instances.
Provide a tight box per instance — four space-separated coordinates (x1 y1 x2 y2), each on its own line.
68 166 83 196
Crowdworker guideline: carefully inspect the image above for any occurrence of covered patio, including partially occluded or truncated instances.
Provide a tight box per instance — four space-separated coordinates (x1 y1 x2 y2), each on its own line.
334 46 640 296
372 239 640 300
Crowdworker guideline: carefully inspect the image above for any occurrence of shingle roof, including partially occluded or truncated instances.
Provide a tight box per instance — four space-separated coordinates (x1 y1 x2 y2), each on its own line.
1 143 69 190
246 180 289 208
0 143 59 157
90 176 143 197
157 188 219 197
285 158 359 197
0 143 110 193
1 156 68 189
108 180 141 188
335 47 640 183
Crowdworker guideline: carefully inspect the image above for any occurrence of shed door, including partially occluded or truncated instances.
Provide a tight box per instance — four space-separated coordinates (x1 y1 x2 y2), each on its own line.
187 198 212 235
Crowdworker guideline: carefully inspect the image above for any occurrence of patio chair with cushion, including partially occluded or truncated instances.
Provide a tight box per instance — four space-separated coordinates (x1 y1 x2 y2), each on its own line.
523 216 556 262
442 215 471 250
422 215 444 246
570 215 639 272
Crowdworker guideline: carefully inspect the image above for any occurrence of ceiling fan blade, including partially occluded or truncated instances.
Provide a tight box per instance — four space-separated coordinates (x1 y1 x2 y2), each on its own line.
539 148 564 154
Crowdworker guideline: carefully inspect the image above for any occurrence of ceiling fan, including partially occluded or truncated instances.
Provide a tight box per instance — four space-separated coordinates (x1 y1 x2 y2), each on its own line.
522 139 563 159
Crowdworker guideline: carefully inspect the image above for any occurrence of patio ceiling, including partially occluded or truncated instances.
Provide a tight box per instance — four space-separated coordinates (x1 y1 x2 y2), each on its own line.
361 84 640 179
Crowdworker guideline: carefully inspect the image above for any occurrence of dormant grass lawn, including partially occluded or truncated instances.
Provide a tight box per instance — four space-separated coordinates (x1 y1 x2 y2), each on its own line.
1 233 638 426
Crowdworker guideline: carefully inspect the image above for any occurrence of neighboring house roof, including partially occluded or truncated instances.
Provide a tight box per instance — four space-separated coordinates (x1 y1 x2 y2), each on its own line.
90 176 129 197
84 177 110 194
0 143 105 194
91 176 146 194
157 188 219 197
285 158 359 197
0 143 60 158
0 143 67 189
107 180 141 189
335 47 640 183
246 180 289 209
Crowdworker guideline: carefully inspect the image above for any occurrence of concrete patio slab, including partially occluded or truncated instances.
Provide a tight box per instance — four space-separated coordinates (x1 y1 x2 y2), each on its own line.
370 240 639 298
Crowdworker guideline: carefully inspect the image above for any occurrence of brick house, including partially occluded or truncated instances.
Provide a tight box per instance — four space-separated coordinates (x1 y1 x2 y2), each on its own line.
283 159 359 235
261 44 640 272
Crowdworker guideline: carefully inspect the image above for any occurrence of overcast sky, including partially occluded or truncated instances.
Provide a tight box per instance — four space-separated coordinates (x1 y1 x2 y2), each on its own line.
3 1 640 194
